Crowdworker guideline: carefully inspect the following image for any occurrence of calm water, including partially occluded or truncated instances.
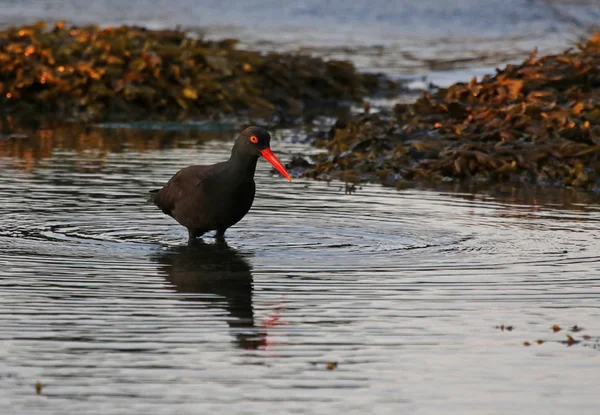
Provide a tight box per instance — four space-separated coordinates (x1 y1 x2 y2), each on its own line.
0 124 599 414
1 0 600 84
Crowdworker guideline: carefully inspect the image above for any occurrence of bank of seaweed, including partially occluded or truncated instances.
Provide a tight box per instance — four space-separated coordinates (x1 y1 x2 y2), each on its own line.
302 35 600 190
0 21 398 121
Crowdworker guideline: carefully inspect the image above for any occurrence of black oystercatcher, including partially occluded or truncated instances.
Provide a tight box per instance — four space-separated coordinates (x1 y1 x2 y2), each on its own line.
150 126 291 240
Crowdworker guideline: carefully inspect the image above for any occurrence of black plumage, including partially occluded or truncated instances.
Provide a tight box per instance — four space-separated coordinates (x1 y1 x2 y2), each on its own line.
150 126 291 239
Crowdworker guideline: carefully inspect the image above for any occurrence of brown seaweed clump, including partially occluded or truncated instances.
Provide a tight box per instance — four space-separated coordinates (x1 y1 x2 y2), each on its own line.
0 21 397 121
303 34 600 190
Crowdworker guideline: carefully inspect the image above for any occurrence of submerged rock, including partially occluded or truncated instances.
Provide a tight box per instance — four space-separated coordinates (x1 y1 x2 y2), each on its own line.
303 34 600 190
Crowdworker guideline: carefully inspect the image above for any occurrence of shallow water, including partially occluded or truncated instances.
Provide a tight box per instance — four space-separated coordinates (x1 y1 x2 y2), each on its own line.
1 0 600 85
1 125 599 414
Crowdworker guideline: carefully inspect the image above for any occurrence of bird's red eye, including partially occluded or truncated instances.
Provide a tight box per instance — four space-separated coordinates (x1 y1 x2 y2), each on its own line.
249 135 259 144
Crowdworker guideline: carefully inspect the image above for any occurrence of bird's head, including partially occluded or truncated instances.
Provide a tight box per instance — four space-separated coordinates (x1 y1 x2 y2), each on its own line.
234 126 292 181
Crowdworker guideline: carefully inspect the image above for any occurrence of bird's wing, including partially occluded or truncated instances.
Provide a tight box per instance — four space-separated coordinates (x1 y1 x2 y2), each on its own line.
150 165 217 217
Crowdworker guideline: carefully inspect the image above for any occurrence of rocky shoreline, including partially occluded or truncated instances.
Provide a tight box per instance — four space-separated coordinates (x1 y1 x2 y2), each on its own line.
0 21 398 121
299 35 600 191
2 21 600 190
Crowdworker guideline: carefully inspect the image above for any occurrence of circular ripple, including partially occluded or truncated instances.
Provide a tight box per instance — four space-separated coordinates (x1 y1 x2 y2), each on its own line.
1 130 600 415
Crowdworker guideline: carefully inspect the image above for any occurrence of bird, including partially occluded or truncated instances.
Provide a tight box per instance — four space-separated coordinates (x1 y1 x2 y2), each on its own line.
150 126 291 240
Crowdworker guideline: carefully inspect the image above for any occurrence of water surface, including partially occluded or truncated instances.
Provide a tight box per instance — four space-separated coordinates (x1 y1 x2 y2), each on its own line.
1 125 599 414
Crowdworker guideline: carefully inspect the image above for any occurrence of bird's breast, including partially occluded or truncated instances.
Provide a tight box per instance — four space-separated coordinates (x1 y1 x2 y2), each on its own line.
207 180 255 226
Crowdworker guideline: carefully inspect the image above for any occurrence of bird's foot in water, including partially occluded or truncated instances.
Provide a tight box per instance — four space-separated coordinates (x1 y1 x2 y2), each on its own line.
187 229 205 243
214 229 226 243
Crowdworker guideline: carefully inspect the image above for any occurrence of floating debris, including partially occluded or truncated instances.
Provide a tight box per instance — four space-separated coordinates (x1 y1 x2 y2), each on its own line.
344 183 357 194
35 380 42 395
518 323 597 350
563 335 580 346
571 325 583 332
301 34 600 190
0 21 399 121
496 324 514 331
326 361 338 371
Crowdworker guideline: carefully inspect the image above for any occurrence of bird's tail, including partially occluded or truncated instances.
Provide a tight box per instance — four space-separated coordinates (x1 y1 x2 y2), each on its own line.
148 189 159 203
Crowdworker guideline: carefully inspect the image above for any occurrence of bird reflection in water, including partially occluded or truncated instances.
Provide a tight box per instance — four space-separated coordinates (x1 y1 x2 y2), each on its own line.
155 240 267 350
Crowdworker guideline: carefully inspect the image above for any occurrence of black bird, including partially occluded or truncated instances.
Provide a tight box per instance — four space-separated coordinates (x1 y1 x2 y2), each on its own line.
155 240 267 350
150 126 291 240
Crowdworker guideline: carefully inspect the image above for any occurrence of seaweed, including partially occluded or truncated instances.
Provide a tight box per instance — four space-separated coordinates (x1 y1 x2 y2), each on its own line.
0 21 399 121
302 34 600 190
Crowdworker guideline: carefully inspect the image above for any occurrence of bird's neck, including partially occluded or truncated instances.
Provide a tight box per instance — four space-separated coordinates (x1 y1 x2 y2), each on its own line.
227 151 259 182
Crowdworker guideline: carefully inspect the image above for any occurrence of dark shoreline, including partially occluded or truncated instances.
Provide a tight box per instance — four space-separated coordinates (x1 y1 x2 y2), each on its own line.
0 21 400 122
2 21 600 191
297 35 600 191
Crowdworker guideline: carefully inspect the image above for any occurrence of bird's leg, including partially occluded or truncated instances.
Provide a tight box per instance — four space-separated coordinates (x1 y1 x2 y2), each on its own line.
215 229 226 241
187 228 204 242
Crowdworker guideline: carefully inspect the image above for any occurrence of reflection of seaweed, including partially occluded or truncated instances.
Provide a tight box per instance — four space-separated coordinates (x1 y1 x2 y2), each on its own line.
155 240 267 350
0 119 231 169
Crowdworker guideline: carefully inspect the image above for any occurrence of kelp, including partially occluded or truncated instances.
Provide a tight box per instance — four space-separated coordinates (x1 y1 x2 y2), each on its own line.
0 21 398 120
520 324 599 350
302 34 600 190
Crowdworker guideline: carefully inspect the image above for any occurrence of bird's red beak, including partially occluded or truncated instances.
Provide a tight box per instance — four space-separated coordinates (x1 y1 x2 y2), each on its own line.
260 148 292 182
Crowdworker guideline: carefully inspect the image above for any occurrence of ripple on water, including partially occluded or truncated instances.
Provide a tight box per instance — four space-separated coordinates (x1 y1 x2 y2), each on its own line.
0 125 600 415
